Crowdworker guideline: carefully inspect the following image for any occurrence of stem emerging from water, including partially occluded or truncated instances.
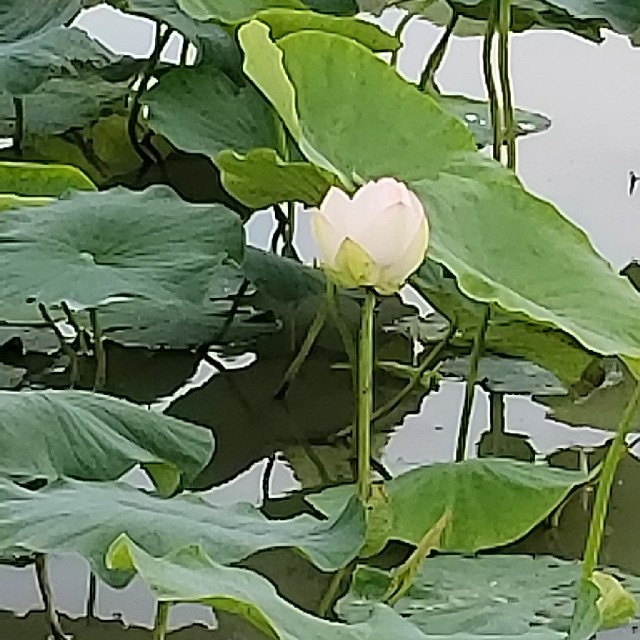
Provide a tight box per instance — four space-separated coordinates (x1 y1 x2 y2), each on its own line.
482 1 501 161
357 289 376 502
153 601 170 640
35 554 69 640
420 9 459 92
497 0 516 169
12 97 23 156
580 381 640 581
455 306 490 462
390 12 413 68
90 308 106 391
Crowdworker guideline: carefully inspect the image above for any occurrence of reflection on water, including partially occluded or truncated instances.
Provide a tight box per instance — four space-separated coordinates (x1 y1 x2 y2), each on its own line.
3 4 640 640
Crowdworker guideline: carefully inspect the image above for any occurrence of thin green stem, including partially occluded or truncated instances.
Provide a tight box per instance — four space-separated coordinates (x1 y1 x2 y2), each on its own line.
497 0 516 169
489 391 505 435
580 381 640 581
153 601 170 640
35 554 69 640
326 281 356 386
128 23 172 166
317 564 352 617
390 12 412 68
419 9 459 92
86 572 97 620
275 300 328 399
90 309 106 391
372 323 455 426
12 97 23 156
180 37 189 65
455 306 490 462
482 1 501 161
357 289 376 502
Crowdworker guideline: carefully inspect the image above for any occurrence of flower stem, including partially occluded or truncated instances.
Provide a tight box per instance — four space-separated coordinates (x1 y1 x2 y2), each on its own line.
357 289 376 502
419 9 459 92
326 281 357 387
482 1 501 161
455 306 490 462
580 381 640 581
153 601 170 640
497 0 516 169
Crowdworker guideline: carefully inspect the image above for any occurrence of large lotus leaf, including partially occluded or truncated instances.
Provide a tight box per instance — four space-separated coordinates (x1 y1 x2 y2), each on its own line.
337 555 640 639
144 61 278 159
0 0 81 42
0 26 117 96
0 161 95 195
179 0 305 23
216 98 547 211
0 185 243 320
247 9 399 51
239 25 640 375
0 477 365 584
369 0 603 41
0 390 214 490
435 93 551 148
413 261 595 387
0 74 132 138
98 295 276 349
423 0 640 39
309 459 588 550
106 537 433 640
217 148 338 208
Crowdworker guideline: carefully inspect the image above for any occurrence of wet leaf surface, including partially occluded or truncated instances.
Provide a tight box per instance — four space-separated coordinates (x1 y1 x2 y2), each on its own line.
0 478 365 585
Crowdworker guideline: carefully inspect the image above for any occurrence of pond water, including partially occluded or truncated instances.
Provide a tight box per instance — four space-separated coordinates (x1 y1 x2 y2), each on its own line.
2 5 640 639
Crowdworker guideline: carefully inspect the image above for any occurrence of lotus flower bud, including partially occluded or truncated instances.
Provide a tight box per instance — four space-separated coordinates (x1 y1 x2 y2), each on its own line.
311 178 429 295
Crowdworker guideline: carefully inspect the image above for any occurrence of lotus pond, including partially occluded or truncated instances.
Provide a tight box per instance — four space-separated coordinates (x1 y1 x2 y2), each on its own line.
2 1 640 639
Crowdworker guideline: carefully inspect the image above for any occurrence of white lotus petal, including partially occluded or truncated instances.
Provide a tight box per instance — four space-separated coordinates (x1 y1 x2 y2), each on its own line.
311 208 344 265
318 186 352 233
380 214 429 286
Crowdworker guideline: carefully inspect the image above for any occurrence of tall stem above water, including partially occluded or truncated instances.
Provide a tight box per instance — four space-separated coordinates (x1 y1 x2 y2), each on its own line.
357 289 376 502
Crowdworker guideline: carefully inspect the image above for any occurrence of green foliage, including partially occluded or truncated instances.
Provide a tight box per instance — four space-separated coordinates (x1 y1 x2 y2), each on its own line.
338 554 640 638
309 459 588 551
239 24 640 376
0 186 243 319
0 161 95 195
0 390 213 490
107 537 432 639
0 478 364 585
0 1 636 638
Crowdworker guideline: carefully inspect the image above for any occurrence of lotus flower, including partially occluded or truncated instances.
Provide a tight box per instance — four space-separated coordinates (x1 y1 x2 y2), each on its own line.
311 178 429 294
